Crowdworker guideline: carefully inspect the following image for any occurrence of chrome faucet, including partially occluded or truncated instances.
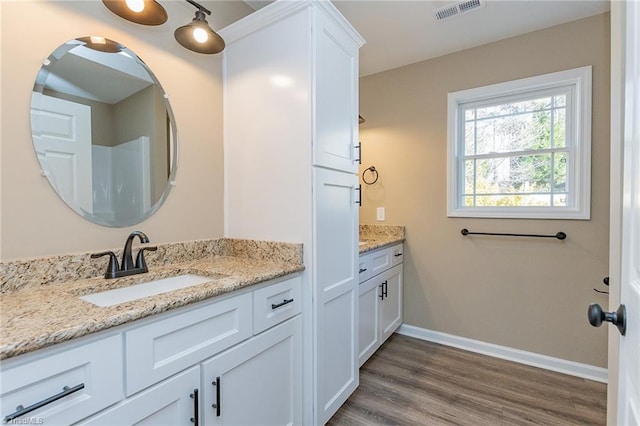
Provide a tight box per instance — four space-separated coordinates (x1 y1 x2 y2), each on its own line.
91 231 157 279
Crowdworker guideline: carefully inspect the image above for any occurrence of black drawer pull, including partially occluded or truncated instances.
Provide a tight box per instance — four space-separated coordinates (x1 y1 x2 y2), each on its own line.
383 280 388 298
190 389 199 426
394 253 403 257
359 268 367 273
212 377 221 417
3 383 84 422
271 298 294 310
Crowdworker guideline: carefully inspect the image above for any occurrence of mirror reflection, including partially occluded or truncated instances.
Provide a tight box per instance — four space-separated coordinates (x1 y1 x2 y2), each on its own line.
31 36 177 227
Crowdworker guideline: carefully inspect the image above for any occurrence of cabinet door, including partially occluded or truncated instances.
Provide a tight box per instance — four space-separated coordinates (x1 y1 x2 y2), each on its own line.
358 277 381 366
79 367 200 426
201 316 302 426
314 167 359 424
313 7 360 173
380 265 403 343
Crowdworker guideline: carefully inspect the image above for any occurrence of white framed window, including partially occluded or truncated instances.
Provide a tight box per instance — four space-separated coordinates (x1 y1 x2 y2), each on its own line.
447 66 592 219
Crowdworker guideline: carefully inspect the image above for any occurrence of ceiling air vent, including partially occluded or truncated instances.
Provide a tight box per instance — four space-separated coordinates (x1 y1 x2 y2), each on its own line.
433 0 485 21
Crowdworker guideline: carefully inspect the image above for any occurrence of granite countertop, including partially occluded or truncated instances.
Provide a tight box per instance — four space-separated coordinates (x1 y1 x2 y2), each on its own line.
0 239 303 360
359 224 405 254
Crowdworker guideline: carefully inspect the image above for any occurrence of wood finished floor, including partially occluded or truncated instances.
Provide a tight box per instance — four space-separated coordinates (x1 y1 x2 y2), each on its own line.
328 334 607 426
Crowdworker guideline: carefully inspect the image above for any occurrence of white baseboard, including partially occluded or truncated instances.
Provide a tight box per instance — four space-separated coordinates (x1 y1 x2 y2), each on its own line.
396 324 608 383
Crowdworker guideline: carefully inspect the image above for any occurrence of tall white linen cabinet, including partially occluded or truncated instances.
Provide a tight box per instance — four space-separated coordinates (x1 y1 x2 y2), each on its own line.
220 1 364 424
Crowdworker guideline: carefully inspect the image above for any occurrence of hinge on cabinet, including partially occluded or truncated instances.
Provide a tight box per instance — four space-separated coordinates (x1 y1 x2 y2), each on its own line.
355 184 362 206
355 142 362 164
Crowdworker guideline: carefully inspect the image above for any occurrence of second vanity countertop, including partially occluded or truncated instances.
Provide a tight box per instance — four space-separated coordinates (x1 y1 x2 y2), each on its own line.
359 224 406 254
0 239 304 360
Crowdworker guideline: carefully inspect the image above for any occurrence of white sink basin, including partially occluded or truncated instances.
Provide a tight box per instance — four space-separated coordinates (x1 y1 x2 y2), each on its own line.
80 274 212 307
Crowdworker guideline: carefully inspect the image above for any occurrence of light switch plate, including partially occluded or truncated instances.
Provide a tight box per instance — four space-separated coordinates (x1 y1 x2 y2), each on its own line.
377 207 385 221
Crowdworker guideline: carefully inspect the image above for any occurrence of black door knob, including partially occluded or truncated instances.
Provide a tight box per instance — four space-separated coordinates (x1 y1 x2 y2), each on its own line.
587 303 627 336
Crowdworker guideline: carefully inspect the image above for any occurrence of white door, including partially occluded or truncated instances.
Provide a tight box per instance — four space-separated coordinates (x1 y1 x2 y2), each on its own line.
31 93 93 213
314 167 359 424
615 0 640 423
201 317 302 426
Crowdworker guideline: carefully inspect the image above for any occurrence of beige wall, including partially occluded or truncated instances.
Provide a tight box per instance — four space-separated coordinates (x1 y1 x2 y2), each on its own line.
359 14 610 367
0 0 252 260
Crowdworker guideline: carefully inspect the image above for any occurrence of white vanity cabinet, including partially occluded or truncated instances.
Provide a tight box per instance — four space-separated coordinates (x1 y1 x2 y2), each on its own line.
358 244 404 366
221 1 364 424
2 275 302 426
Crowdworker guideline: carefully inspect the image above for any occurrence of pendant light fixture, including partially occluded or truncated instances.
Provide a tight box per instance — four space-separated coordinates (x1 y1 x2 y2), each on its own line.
101 0 225 54
174 0 225 54
102 0 168 26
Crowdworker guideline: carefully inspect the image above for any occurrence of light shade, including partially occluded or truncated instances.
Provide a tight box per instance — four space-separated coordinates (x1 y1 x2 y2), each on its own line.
102 0 168 26
174 10 225 54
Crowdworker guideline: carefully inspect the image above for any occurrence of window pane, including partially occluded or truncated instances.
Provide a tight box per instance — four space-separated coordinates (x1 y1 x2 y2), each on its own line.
554 94 566 107
475 110 552 154
464 196 474 207
465 122 475 155
553 194 568 206
553 108 566 148
510 154 552 192
464 160 474 194
465 109 475 121
554 152 567 192
475 194 552 207
475 157 504 194
476 96 551 119
475 154 552 195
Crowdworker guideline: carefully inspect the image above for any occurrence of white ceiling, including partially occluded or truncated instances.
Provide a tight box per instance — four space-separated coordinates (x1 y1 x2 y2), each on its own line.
244 0 610 77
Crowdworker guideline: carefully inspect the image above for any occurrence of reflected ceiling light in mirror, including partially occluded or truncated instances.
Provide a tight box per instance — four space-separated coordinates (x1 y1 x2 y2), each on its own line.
174 0 225 54
102 0 168 25
76 36 124 53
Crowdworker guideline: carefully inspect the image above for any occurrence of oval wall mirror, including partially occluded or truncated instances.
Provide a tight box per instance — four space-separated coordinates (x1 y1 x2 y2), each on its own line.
30 36 177 227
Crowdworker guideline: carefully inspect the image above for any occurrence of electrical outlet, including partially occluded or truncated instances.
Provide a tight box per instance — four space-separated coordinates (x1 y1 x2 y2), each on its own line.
376 207 385 221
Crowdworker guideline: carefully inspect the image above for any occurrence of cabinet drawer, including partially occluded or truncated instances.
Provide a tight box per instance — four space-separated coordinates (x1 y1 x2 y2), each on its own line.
0 334 123 425
390 244 404 267
125 293 252 396
253 276 302 334
368 247 391 277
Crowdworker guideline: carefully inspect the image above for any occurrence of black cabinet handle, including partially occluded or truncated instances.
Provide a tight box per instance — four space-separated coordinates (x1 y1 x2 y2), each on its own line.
382 280 388 298
3 383 84 422
379 283 384 300
190 389 199 426
359 268 367 273
394 253 403 257
271 298 294 310
211 377 221 417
